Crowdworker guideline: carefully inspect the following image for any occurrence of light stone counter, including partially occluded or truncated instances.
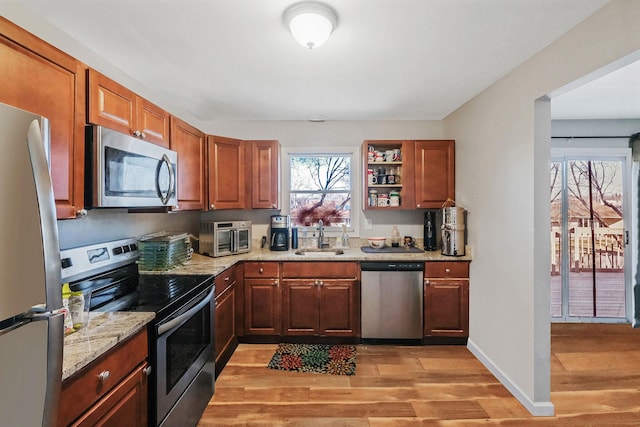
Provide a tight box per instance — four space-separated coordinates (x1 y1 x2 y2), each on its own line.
145 244 472 277
62 311 155 380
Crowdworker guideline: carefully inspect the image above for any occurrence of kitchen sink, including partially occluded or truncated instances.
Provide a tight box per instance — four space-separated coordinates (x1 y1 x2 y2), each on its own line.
294 248 344 256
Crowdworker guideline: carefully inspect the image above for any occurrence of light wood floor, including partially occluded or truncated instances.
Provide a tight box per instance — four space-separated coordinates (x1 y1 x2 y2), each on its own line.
198 324 640 426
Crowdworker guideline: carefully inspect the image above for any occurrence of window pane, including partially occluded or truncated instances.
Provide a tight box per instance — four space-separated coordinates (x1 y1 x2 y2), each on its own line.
290 192 351 227
550 161 562 318
289 155 351 227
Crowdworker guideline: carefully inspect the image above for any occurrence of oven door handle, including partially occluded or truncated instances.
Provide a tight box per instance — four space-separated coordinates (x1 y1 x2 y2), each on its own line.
157 286 214 335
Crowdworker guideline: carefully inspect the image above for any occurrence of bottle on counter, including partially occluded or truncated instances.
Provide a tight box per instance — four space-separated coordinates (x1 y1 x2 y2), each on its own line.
391 225 401 247
341 224 349 248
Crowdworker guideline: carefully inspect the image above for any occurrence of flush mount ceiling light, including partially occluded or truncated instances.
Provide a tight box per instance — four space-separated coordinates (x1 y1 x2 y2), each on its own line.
283 1 338 49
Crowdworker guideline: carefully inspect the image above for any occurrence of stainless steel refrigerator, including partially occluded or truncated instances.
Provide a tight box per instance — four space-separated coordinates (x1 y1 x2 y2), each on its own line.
0 103 63 426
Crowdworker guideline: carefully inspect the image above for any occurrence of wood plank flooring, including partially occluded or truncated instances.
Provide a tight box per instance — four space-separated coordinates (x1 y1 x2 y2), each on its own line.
198 324 640 426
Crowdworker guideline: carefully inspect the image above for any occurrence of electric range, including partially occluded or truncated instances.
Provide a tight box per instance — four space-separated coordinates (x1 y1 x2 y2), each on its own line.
60 237 216 427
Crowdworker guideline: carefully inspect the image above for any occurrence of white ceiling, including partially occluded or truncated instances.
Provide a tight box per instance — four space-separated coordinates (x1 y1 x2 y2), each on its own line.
5 0 635 122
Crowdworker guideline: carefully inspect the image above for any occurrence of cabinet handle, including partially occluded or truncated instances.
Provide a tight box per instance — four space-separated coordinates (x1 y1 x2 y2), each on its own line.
259 268 264 274
76 209 88 218
97 370 110 382
274 279 279 287
445 268 451 273
133 130 142 137
318 280 324 287
143 366 153 376
140 132 146 139
210 204 216 209
225 276 230 281
424 280 430 286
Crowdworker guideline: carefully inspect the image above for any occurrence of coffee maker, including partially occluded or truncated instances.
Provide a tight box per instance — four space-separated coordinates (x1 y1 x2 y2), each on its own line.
424 210 438 251
269 215 290 251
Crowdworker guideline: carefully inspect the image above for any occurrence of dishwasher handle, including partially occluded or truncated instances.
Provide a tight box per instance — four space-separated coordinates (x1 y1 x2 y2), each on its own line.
360 261 424 271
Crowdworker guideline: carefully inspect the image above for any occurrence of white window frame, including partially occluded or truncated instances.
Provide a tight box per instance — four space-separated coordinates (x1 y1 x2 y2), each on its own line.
283 147 358 235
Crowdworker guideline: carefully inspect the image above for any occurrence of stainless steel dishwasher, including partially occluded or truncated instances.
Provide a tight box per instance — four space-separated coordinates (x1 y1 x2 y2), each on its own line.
361 261 424 340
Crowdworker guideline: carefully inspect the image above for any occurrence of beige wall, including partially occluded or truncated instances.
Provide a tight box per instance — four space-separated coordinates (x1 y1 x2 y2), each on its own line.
443 0 640 415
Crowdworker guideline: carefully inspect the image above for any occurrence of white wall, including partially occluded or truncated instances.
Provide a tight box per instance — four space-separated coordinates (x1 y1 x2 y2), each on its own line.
443 0 640 415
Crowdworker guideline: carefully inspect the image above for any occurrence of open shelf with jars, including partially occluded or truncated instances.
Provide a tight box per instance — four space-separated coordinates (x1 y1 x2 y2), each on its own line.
362 140 415 210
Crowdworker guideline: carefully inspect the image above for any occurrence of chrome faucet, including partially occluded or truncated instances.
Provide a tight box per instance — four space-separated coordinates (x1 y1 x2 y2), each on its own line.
317 219 326 248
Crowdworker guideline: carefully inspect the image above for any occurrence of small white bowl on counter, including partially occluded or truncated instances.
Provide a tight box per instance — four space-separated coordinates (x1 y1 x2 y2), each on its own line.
367 237 387 249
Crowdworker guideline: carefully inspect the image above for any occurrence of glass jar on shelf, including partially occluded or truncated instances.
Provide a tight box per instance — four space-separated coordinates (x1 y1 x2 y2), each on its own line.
368 189 378 207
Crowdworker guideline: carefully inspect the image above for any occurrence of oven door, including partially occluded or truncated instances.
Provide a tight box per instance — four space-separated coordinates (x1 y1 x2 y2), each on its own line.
236 228 251 253
154 284 215 426
213 228 233 257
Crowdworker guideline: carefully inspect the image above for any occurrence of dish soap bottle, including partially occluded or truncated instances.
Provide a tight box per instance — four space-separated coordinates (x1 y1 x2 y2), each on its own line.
391 225 401 247
341 224 349 248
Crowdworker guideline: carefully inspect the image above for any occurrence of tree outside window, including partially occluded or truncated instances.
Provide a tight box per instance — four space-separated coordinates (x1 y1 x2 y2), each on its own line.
289 154 351 227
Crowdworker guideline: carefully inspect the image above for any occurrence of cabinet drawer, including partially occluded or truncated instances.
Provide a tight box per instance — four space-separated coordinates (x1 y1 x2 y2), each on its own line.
282 262 358 279
215 266 237 296
57 329 148 427
425 261 469 278
244 261 280 278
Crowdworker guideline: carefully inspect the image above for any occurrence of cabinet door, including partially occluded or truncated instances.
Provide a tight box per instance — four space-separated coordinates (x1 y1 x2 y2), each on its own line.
87 69 136 136
170 117 206 210
319 281 360 336
136 97 170 147
0 19 85 219
414 140 455 208
207 136 246 210
71 363 148 427
423 279 469 337
215 283 236 369
244 278 280 335
249 140 280 209
282 280 319 335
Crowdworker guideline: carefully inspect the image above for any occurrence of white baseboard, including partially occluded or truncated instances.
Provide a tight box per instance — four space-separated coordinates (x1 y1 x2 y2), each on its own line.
466 338 555 417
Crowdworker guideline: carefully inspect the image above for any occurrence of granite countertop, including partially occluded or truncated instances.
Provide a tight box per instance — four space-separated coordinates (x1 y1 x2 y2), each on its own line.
62 311 155 380
144 244 472 277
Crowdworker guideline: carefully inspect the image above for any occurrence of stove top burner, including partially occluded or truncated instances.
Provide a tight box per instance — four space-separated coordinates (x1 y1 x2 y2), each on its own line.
75 264 214 322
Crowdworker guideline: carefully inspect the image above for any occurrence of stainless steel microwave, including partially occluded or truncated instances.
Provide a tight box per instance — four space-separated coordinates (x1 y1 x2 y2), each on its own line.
85 125 178 208
199 221 251 257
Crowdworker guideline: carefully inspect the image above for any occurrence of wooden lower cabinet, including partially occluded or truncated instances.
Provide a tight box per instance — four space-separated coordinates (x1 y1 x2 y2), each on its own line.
57 329 149 427
281 262 360 337
215 266 238 374
423 261 469 338
243 262 281 335
67 365 148 427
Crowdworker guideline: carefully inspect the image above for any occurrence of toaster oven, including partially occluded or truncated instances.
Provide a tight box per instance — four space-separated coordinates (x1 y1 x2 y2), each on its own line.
198 221 251 257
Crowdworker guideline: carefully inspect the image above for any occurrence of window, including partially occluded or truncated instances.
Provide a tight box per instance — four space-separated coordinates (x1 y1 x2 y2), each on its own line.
289 153 352 228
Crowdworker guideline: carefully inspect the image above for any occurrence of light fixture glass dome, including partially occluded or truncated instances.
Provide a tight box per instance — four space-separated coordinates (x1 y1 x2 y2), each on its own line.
283 1 338 49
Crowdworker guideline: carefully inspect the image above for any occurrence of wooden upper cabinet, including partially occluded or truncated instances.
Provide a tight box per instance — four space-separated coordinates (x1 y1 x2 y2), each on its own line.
363 140 415 210
414 140 455 209
249 140 280 209
207 135 246 210
136 97 170 147
170 117 206 210
0 17 85 219
87 69 170 147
